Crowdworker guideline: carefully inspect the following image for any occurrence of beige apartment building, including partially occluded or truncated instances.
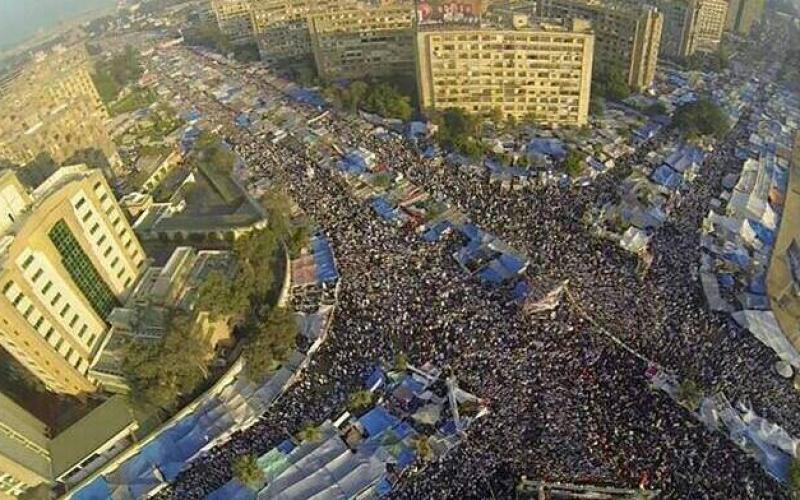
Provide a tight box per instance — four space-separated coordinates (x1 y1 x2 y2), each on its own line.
415 16 594 126
537 0 663 91
0 166 145 396
0 391 137 498
249 0 358 62
0 46 120 174
308 4 416 80
681 0 728 57
726 0 765 35
210 0 255 45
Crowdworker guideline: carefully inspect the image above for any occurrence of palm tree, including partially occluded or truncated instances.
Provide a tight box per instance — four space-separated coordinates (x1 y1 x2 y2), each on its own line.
675 379 702 411
348 390 374 413
297 423 324 443
413 436 433 462
232 453 264 490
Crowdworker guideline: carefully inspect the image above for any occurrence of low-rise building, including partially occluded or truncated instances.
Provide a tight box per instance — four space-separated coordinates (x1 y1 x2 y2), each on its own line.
415 15 594 126
90 247 236 393
0 392 137 497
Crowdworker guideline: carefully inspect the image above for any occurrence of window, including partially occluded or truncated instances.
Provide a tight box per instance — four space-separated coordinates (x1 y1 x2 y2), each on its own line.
42 281 52 295
60 303 70 317
79 325 87 338
34 317 43 330
90 223 100 235
69 315 78 328
81 211 92 223
21 255 34 270
97 235 106 246
51 292 62 306
45 328 55 342
2 281 12 295
111 257 119 269
103 247 112 258
93 181 102 191
75 197 86 210
31 269 43 282
48 220 118 318
54 338 63 350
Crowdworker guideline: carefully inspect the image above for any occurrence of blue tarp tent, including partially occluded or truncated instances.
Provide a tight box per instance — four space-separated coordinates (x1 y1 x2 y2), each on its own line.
312 235 339 283
422 221 451 242
277 439 296 455
651 165 682 189
365 366 385 390
359 407 401 437
206 480 256 500
371 197 398 221
512 280 532 301
72 476 111 500
527 138 567 160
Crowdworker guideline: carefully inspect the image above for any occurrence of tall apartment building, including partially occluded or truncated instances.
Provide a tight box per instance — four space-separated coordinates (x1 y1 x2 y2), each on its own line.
538 0 663 91
656 0 689 59
308 4 416 80
210 0 254 45
249 0 357 62
681 0 728 57
0 166 146 395
415 16 595 126
726 0 765 35
0 46 120 174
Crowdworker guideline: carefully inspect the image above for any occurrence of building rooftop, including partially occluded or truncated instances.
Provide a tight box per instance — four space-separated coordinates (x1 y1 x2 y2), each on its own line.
49 395 136 478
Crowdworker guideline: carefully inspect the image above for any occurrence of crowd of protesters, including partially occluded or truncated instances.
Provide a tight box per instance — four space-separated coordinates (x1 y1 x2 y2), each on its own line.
154 47 796 499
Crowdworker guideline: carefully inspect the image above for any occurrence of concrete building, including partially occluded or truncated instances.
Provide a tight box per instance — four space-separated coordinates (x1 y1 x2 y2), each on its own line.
249 0 357 62
681 0 728 57
0 166 146 396
537 0 663 91
210 0 254 45
90 247 236 393
0 392 50 498
726 0 765 35
308 4 416 80
415 16 594 126
0 46 120 175
656 0 690 59
0 392 137 498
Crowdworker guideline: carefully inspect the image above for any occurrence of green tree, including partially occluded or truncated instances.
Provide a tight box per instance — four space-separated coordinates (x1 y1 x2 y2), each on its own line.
790 458 800 497
297 423 324 443
195 270 250 321
593 63 630 101
347 80 369 112
412 436 433 462
673 98 730 139
234 228 279 302
644 102 667 116
261 188 293 238
675 379 703 411
232 453 264 490
393 353 409 371
288 225 311 258
487 106 504 126
347 390 374 413
123 312 212 412
243 307 297 382
590 97 605 118
564 150 585 178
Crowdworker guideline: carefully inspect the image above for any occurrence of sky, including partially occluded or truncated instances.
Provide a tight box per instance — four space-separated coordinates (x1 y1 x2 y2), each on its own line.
0 0 116 50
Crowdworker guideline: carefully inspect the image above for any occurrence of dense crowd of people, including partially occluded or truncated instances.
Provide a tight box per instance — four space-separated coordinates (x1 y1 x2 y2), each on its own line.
153 46 798 500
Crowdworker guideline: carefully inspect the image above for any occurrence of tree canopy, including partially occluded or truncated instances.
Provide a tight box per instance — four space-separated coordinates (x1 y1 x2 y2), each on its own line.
592 63 630 101
347 390 374 413
433 108 487 160
123 312 212 412
232 453 264 490
564 150 585 178
92 45 144 103
323 80 413 121
673 98 730 139
242 307 297 382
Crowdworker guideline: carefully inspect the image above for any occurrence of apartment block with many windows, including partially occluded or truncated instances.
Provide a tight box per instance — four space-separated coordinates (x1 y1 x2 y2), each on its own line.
415 16 594 126
0 166 145 395
537 0 663 91
681 0 728 57
210 0 255 45
308 4 416 80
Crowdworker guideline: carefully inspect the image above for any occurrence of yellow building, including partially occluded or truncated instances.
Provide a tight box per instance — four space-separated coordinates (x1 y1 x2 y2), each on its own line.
0 46 120 175
0 391 137 497
537 0 663 91
249 0 357 62
308 4 416 80
726 0 765 35
210 0 255 45
0 166 146 396
415 16 594 126
681 0 728 57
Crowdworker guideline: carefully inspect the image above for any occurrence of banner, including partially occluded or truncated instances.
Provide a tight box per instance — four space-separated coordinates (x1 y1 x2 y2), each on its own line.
416 0 483 25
